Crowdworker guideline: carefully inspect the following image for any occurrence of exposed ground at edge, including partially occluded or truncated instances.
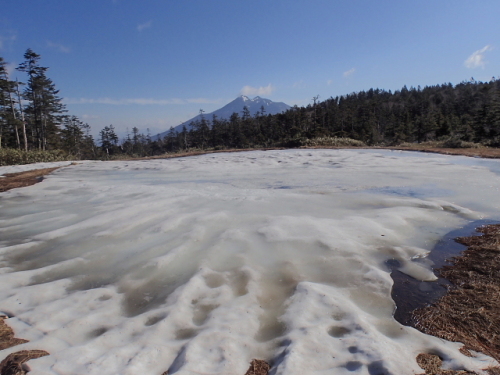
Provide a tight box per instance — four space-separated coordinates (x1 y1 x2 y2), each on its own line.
413 224 500 374
0 167 61 193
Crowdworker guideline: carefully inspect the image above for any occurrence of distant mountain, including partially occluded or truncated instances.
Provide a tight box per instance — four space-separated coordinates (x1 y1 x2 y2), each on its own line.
155 96 290 139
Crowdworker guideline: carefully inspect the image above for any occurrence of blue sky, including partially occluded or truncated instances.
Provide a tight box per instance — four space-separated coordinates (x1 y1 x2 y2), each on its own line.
1 0 499 138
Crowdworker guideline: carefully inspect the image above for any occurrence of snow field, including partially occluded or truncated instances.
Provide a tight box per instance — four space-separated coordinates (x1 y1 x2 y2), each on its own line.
1 149 500 374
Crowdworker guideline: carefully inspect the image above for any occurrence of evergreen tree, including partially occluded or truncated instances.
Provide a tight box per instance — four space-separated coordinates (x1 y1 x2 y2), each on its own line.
60 116 95 158
17 49 66 150
0 57 25 149
99 125 119 156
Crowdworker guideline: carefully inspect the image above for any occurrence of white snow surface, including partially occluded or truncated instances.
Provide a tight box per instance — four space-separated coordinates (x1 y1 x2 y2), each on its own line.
0 161 75 176
1 149 500 375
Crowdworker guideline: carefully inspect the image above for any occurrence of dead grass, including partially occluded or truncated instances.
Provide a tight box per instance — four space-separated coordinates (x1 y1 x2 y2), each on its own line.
386 146 500 159
416 353 476 374
0 350 49 375
413 224 500 367
244 359 270 375
0 318 28 351
0 167 61 193
0 317 49 375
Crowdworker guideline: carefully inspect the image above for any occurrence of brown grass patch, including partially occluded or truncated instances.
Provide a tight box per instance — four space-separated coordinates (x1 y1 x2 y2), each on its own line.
387 146 500 159
413 224 500 363
416 353 476 374
0 318 28 351
0 317 49 375
244 359 270 375
0 167 61 193
0 350 49 375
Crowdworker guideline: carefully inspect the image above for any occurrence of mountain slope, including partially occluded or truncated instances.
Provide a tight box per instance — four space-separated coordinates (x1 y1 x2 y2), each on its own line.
156 96 290 139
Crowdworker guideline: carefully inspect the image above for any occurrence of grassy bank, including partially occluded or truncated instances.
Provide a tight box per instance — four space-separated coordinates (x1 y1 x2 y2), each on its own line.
413 224 500 372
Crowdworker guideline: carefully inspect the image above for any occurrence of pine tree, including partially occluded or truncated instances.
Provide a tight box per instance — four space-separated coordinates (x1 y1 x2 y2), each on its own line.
17 49 66 150
99 125 119 156
60 116 95 158
0 57 24 149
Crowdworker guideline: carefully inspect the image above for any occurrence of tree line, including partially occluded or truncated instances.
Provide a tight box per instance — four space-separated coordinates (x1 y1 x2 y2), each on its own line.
0 49 96 158
2 49 499 161
144 78 500 154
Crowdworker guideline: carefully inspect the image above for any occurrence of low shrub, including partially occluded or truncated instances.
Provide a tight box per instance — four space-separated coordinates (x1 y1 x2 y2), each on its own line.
303 136 366 147
0 148 71 166
441 136 483 149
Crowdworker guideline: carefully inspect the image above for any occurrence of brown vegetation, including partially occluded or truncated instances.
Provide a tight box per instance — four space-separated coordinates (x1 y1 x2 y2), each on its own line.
0 317 49 375
387 146 500 159
244 359 270 375
413 224 500 365
416 353 476 375
0 167 61 193
0 350 49 375
0 318 27 351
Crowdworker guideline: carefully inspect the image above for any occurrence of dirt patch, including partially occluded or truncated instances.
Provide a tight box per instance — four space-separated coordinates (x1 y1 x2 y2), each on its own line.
413 224 500 364
0 167 61 193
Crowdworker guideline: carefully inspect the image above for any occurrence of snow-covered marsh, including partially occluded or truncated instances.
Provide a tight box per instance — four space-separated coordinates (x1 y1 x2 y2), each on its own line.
1 149 500 375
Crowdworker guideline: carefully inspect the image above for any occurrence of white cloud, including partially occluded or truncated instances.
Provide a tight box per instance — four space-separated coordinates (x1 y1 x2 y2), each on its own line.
240 84 275 96
5 63 16 78
137 21 152 32
46 41 70 53
465 45 493 69
327 80 333 86
343 68 355 77
64 97 221 105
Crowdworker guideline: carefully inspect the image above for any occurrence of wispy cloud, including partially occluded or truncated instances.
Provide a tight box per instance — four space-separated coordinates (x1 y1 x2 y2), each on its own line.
292 80 306 89
64 97 223 105
82 114 100 120
137 20 152 32
240 84 275 96
186 98 223 104
47 41 71 53
5 63 16 78
0 33 17 50
327 79 333 86
465 45 493 69
343 68 355 77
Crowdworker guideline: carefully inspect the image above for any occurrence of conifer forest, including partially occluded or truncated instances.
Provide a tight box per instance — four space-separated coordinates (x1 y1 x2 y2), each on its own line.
1 49 499 163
